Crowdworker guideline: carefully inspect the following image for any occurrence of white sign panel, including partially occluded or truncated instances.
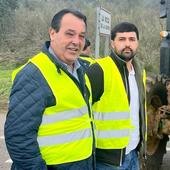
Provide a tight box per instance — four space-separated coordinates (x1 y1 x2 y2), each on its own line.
99 8 111 35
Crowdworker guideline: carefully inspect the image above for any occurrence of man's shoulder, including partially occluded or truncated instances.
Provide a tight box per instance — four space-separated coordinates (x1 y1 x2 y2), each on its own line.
16 62 40 76
79 56 95 66
133 57 145 70
13 62 44 86
86 62 102 75
12 62 55 106
85 62 104 103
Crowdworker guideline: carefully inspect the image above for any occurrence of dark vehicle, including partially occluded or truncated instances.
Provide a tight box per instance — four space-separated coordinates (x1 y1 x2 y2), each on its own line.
145 0 170 169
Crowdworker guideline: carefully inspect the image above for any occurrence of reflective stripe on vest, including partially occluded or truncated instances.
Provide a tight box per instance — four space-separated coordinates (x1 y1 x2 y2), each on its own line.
93 56 131 149
38 128 91 146
13 52 93 165
94 111 130 120
41 106 88 125
97 129 130 139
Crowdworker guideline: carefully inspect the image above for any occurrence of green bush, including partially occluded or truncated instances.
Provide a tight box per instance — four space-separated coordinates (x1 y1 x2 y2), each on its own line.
0 69 12 98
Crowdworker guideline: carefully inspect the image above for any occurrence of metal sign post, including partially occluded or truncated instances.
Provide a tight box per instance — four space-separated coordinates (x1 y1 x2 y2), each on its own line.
95 7 100 58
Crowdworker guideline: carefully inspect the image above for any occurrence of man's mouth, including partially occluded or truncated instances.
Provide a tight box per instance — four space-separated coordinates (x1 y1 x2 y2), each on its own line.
123 48 132 53
67 47 79 52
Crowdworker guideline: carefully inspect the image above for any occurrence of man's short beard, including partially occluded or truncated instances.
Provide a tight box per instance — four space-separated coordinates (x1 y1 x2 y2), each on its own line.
114 47 136 62
113 48 136 62
118 54 135 62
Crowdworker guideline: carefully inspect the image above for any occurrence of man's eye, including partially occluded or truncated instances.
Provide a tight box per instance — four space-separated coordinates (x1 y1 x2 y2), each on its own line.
66 32 74 36
79 35 85 39
130 38 136 41
119 38 125 41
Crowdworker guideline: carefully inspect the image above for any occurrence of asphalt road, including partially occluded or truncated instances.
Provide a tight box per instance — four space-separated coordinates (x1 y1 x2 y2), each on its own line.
0 113 170 170
0 113 11 170
162 141 170 170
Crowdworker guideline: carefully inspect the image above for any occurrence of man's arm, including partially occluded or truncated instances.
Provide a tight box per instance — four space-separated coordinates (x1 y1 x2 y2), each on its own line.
86 63 104 104
4 63 55 170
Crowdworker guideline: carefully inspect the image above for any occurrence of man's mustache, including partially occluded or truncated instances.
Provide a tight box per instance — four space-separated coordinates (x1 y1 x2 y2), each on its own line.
122 47 133 52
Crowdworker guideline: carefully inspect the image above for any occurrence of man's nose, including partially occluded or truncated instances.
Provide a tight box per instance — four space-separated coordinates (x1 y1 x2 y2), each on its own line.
125 39 130 46
72 36 80 44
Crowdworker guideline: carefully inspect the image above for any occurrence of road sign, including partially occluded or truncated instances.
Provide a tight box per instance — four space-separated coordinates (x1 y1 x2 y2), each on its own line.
95 7 111 57
99 8 111 35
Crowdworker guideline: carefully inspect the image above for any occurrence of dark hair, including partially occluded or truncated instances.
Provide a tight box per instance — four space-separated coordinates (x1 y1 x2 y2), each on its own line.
83 39 91 51
51 9 87 32
111 22 139 40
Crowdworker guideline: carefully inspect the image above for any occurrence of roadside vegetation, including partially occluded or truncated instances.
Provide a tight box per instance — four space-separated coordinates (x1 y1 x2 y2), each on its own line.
0 69 12 113
0 0 162 112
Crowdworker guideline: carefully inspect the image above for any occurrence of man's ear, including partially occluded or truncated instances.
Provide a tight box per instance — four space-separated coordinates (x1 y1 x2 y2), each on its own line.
150 95 162 109
110 40 115 49
49 28 56 41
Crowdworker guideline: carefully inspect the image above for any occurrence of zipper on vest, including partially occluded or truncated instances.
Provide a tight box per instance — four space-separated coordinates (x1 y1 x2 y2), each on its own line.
87 96 96 167
119 149 123 166
123 66 129 97
62 69 84 96
63 68 96 167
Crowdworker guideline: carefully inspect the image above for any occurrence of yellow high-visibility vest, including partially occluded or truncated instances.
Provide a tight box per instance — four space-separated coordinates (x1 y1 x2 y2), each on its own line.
13 52 93 165
143 69 147 141
80 56 96 65
93 56 132 149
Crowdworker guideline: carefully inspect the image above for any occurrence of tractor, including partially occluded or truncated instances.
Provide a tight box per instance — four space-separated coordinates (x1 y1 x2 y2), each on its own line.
145 0 170 169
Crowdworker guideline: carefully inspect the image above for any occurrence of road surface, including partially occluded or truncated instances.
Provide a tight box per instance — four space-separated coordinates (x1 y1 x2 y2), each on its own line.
0 113 11 170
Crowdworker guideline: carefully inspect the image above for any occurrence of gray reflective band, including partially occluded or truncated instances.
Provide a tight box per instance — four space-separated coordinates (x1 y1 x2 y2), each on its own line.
94 111 130 120
41 106 88 125
38 128 91 146
97 129 129 139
